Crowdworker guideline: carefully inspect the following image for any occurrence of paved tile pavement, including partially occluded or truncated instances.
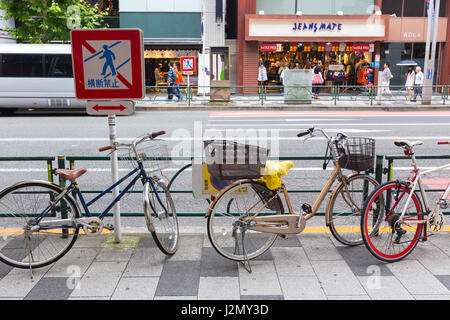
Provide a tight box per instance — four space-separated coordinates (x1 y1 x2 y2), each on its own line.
1 231 450 300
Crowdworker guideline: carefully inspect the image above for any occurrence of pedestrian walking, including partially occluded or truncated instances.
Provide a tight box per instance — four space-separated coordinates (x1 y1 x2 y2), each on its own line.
312 60 324 99
279 62 289 93
411 66 424 102
258 61 268 93
154 63 163 89
405 66 415 101
167 62 178 100
380 62 393 100
173 64 184 101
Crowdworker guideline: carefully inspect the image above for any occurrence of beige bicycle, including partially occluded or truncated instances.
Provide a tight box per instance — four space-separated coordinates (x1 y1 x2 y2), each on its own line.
204 128 379 271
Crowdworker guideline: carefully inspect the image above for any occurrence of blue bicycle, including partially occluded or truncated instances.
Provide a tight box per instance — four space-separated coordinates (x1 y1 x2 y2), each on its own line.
0 131 179 269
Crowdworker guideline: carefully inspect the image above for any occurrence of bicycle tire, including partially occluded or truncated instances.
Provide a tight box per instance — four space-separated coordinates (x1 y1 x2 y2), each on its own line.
0 181 80 269
207 180 283 262
328 174 379 246
143 180 179 255
361 181 423 262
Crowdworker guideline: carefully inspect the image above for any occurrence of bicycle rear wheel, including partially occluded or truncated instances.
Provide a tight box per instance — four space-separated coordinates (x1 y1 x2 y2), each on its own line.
0 181 80 268
328 174 379 246
207 180 283 262
143 180 179 255
361 181 423 262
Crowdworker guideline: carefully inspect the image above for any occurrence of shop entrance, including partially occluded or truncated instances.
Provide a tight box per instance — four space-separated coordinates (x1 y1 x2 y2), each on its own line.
259 42 375 92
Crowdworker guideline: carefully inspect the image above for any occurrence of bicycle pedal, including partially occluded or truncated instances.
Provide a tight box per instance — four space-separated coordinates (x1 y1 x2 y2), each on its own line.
104 224 114 231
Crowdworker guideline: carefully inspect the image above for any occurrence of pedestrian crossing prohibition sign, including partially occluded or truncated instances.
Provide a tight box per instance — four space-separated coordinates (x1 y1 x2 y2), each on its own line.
71 29 144 100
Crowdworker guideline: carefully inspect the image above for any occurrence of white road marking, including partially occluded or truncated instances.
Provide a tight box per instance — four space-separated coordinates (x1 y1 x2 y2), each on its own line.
0 136 449 142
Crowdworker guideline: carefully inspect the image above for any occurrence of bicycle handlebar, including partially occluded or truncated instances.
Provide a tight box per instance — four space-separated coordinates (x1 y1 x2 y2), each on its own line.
297 128 314 137
438 141 450 145
98 130 166 153
98 145 113 152
150 130 166 139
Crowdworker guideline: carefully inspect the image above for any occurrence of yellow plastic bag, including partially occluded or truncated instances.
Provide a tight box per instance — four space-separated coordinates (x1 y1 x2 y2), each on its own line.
259 160 294 190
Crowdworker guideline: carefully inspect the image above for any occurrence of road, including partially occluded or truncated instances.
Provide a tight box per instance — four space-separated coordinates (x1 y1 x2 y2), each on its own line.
0 110 449 230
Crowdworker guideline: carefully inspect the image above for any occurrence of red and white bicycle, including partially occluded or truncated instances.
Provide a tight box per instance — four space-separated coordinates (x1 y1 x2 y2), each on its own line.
361 140 450 262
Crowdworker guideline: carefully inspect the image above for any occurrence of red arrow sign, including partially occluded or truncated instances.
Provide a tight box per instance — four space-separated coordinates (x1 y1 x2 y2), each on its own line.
93 105 126 112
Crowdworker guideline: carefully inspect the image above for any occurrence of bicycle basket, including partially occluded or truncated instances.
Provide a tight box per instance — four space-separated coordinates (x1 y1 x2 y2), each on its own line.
124 139 170 173
334 137 375 172
203 140 269 180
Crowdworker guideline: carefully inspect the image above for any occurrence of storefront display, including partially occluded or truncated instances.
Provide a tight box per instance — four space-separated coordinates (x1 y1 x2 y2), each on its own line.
259 42 374 88
144 48 200 88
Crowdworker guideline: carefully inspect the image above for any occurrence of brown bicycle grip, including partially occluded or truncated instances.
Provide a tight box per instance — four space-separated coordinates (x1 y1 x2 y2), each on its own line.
151 130 166 139
99 145 113 152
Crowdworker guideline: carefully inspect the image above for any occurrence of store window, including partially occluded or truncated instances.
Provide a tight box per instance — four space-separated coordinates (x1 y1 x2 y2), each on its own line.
335 0 375 15
381 42 441 86
256 0 296 14
383 0 446 17
259 42 374 88
382 0 403 16
256 0 375 15
403 0 425 17
296 0 334 15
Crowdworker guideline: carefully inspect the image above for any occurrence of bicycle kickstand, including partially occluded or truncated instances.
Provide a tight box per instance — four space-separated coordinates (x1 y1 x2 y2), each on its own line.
240 230 252 274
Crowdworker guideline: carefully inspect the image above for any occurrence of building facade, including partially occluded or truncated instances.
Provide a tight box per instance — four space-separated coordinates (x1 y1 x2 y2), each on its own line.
119 0 226 90
236 0 449 91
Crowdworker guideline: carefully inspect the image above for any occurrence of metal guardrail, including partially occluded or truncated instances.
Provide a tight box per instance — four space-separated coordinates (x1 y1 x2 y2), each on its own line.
1 154 448 216
144 85 449 106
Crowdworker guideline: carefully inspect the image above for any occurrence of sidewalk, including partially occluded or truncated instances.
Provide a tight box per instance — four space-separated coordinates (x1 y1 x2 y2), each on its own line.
2 230 450 300
136 93 450 111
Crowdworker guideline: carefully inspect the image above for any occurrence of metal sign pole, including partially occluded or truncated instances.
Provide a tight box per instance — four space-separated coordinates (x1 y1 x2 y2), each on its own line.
108 115 121 243
422 0 440 104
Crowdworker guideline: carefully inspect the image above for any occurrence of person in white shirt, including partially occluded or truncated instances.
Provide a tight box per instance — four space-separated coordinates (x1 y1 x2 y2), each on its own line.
411 66 423 102
380 62 393 100
258 61 268 83
405 66 415 100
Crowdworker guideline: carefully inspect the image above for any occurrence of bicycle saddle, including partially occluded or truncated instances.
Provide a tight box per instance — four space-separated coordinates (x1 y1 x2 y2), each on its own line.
394 140 423 149
55 168 87 181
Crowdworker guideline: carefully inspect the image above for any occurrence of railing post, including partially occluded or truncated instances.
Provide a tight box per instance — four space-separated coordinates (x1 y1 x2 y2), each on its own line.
370 86 374 106
334 86 337 105
375 155 384 184
70 159 77 200
261 85 264 106
188 85 191 106
47 159 54 184
57 156 68 238
444 86 447 105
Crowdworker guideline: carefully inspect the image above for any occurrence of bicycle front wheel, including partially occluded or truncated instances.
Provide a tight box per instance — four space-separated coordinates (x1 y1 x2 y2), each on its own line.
361 181 423 262
0 181 80 269
207 180 283 262
328 174 379 246
143 180 179 255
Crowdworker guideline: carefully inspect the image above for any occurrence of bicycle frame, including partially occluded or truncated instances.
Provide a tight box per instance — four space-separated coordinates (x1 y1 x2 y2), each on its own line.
400 163 450 222
35 161 167 230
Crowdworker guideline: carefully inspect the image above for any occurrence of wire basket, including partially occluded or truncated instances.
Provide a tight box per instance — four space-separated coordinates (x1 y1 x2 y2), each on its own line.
333 137 375 172
119 140 170 174
204 140 269 180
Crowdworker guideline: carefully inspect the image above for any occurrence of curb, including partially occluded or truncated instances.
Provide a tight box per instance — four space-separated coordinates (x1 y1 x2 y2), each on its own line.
136 105 450 112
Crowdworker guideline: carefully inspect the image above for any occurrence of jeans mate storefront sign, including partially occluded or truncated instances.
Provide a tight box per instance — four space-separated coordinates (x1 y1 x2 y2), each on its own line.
247 16 387 40
292 22 343 32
